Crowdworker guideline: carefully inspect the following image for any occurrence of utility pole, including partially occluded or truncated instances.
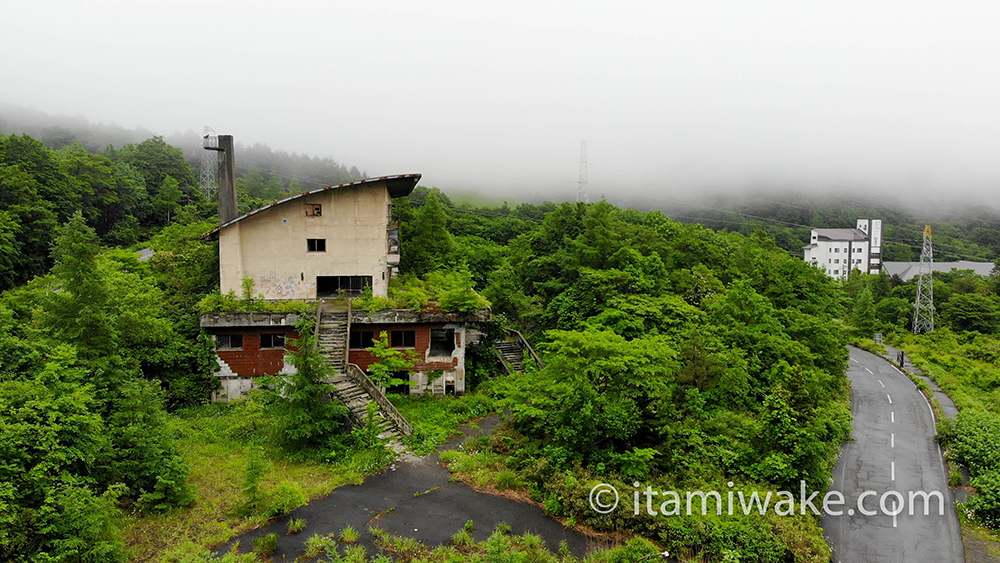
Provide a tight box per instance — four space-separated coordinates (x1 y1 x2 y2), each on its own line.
912 225 934 334
577 140 589 203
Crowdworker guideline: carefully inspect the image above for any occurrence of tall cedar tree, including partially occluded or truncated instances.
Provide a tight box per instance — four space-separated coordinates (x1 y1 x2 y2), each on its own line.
403 189 453 276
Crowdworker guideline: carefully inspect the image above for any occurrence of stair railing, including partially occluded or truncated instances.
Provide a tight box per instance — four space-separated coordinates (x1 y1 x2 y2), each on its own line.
508 329 544 369
343 299 352 373
345 363 413 436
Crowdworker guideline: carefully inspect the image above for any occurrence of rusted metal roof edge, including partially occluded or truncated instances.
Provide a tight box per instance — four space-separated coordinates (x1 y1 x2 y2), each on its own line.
200 174 421 240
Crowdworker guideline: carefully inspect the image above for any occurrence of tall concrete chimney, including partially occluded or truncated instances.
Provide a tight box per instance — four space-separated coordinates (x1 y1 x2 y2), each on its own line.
217 135 238 224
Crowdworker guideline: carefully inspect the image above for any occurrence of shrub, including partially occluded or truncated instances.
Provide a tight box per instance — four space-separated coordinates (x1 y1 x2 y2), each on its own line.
344 544 367 563
265 481 307 517
303 533 335 558
340 525 360 543
252 533 278 557
452 530 475 547
969 470 1000 528
495 470 521 490
950 410 1000 474
287 518 306 534
463 519 475 532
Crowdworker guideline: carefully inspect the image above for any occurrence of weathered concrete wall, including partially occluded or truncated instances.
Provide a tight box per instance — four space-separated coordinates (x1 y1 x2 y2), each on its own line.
219 183 392 299
200 311 303 328
350 308 491 325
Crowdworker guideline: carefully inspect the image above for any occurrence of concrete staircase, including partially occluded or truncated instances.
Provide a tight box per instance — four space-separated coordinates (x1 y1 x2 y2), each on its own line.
494 329 544 374
495 341 525 373
315 304 411 453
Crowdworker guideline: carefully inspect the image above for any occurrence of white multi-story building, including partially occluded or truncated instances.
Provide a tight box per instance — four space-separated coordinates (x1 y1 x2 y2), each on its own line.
803 218 883 279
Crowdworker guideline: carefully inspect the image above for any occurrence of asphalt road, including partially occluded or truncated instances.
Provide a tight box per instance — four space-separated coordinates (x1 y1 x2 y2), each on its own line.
821 346 964 562
222 415 591 560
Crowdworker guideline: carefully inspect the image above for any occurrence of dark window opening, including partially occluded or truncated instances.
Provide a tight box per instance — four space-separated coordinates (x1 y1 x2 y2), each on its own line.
317 275 372 297
349 330 374 349
429 329 455 356
260 333 285 348
307 239 326 252
386 372 411 395
391 330 415 348
306 204 322 216
217 334 243 350
445 383 455 395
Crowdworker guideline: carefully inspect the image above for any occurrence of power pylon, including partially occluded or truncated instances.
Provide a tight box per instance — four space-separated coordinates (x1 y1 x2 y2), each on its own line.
577 140 589 203
912 225 935 334
200 126 219 199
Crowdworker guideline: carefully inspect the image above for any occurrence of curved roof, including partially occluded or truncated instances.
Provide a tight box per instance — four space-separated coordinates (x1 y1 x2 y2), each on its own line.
201 174 420 240
813 228 868 242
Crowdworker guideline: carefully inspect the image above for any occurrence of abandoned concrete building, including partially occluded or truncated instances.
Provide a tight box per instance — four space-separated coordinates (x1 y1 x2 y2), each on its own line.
198 136 493 411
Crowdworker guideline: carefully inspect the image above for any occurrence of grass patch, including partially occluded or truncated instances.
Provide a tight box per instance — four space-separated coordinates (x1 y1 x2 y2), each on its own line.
287 517 306 534
390 391 496 454
339 525 360 543
122 401 387 562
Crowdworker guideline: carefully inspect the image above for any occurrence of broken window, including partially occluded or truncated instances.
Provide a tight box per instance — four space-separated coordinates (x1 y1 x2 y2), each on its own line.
349 330 374 349
391 330 415 348
307 239 326 252
305 204 322 216
217 334 243 350
317 276 372 297
260 333 285 348
429 329 455 356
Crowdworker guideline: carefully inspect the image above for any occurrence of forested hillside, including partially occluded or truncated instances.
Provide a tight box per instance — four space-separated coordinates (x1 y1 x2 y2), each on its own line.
615 190 1000 263
0 104 364 198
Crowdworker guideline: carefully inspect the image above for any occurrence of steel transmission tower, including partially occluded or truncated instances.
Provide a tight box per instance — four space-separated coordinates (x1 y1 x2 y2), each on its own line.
577 140 589 203
200 126 219 199
912 225 935 334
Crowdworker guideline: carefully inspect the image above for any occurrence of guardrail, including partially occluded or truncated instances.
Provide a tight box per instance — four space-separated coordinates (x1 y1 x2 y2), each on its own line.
345 363 413 436
508 329 544 369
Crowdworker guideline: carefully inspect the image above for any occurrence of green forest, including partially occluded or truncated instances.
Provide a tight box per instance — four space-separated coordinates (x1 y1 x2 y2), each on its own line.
2 131 1000 562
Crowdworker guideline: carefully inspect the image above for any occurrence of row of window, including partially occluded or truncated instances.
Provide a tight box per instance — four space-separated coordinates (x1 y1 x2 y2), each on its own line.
216 329 457 355
828 258 863 264
348 330 417 349
217 333 285 350
828 247 864 253
350 329 456 355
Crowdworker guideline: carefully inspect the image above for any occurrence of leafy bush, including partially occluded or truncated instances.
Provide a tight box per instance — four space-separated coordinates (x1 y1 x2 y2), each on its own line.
452 530 475 547
265 481 308 517
303 533 336 558
287 517 306 534
252 533 279 557
968 470 1000 528
948 410 1000 474
340 525 360 543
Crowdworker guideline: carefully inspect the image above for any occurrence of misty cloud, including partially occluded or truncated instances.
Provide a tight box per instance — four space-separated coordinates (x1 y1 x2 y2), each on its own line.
3 1 999 201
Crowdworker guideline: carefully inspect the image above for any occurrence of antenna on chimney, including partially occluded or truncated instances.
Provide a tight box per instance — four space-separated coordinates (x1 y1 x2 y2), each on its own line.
201 127 219 199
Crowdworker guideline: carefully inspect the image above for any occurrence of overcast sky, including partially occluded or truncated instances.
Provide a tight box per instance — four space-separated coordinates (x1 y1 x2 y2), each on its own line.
4 1 1000 200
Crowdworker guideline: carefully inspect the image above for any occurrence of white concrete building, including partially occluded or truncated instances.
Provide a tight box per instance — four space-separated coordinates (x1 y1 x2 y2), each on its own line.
202 175 418 299
803 218 883 279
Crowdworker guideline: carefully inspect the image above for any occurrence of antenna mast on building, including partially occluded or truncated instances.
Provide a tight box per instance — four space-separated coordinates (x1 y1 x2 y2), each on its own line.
577 140 589 203
912 225 935 334
201 126 219 199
